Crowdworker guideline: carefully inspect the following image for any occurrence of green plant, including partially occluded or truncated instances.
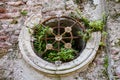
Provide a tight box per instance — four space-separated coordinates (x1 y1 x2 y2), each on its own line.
77 29 92 41
58 48 76 61
102 31 108 37
102 69 109 80
70 9 105 41
32 24 77 62
89 20 104 31
11 19 18 24
102 12 108 24
70 9 90 27
33 24 50 54
81 16 90 27
44 48 76 62
104 55 109 69
21 10 28 16
99 41 106 47
102 55 109 79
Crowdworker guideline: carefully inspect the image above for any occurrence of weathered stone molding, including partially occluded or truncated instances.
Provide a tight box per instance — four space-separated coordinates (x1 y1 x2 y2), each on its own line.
19 14 101 74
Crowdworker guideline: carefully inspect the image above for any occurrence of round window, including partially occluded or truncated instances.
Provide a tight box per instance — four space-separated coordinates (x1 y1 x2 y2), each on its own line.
19 14 101 75
32 16 86 63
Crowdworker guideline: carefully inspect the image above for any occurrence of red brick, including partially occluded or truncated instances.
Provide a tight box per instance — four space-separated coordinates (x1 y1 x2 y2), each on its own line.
0 7 6 13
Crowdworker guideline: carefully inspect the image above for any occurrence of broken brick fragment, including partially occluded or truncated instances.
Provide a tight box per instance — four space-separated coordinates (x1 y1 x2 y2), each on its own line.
0 42 10 48
0 48 7 58
0 7 6 13
0 12 20 19
0 36 8 41
6 1 24 6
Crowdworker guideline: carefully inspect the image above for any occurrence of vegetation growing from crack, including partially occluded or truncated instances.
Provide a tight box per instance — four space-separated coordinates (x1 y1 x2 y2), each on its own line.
32 24 76 63
104 56 109 70
21 10 28 16
102 55 109 80
69 9 111 79
99 31 108 47
69 9 106 42
99 41 106 47
11 19 18 24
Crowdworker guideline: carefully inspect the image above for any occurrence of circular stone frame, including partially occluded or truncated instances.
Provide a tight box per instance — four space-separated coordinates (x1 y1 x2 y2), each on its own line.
19 14 101 75
35 16 86 63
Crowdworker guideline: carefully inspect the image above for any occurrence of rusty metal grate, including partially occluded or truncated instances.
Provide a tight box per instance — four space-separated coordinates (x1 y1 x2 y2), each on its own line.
40 16 85 54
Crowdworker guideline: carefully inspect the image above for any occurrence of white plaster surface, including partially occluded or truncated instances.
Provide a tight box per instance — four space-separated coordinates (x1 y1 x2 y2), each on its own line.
0 0 106 80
